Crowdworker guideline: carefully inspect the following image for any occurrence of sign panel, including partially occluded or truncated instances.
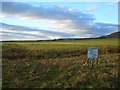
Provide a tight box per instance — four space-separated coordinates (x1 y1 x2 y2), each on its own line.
88 47 98 59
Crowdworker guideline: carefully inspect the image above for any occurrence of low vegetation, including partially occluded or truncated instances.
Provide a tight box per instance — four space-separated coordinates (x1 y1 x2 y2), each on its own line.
2 38 120 88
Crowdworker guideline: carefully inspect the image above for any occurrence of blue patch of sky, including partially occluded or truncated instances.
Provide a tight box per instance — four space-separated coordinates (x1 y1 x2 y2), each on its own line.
28 2 118 24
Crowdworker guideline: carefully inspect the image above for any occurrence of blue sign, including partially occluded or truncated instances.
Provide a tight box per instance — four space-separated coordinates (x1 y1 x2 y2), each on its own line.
88 47 98 59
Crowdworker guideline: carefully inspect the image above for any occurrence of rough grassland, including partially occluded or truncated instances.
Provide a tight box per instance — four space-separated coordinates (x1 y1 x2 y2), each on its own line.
2 38 120 88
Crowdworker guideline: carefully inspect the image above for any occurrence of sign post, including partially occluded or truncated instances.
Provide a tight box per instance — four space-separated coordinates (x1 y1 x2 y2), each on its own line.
88 47 98 66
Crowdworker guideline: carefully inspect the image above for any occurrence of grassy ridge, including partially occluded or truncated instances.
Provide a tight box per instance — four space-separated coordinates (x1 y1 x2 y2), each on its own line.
2 38 119 88
3 38 119 46
2 38 119 60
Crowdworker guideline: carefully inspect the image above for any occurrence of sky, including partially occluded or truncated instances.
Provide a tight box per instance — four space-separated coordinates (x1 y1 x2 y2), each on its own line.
1 1 119 41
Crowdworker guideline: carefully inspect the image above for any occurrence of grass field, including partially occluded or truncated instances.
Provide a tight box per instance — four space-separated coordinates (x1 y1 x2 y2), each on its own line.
2 38 120 88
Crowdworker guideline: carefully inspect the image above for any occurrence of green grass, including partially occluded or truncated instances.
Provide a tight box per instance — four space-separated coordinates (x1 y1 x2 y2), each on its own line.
2 38 119 88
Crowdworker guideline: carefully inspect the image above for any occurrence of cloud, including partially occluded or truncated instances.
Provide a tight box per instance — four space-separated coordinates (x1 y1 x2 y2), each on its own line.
1 23 74 40
87 22 118 36
2 2 95 22
1 2 118 40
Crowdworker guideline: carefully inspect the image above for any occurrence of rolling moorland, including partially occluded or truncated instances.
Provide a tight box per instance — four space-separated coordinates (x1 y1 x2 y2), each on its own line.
2 32 120 88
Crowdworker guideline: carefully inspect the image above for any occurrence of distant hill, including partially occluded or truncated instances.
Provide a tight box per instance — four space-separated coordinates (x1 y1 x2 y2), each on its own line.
37 31 120 42
55 31 120 41
99 31 120 38
3 31 119 42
